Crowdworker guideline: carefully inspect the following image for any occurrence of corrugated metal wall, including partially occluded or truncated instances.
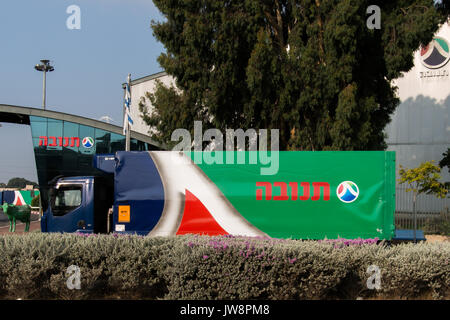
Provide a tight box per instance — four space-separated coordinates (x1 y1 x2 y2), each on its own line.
394 187 449 233
395 186 450 214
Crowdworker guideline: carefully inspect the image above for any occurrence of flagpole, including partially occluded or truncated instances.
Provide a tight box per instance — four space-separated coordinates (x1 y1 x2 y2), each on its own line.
125 122 131 151
122 83 126 149
125 74 131 151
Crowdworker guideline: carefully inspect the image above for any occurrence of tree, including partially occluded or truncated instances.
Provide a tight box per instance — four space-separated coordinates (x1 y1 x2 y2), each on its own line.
398 161 448 199
143 0 447 150
6 178 38 189
398 161 448 241
436 0 450 17
439 148 449 173
31 194 40 208
439 147 450 190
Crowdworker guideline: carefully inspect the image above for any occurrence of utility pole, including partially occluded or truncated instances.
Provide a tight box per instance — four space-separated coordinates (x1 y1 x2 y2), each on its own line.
34 60 54 110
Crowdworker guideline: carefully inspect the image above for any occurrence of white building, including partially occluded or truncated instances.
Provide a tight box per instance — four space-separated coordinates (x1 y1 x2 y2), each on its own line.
386 23 450 214
125 71 176 136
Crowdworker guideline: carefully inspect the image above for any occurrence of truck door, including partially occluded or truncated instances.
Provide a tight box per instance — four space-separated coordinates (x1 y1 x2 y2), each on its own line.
43 182 94 233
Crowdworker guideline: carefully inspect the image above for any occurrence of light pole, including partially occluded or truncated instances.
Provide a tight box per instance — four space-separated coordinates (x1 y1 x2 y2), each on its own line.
34 60 54 110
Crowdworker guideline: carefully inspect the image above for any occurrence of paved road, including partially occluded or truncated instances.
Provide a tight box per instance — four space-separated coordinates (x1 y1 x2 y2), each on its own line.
0 209 41 234
0 220 41 234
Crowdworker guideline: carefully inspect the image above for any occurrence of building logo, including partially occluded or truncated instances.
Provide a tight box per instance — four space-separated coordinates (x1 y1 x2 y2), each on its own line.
336 181 359 203
420 37 450 69
82 137 94 149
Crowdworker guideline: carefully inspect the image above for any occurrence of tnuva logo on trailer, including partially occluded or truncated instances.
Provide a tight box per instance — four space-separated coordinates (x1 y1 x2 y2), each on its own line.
336 181 359 203
82 137 94 148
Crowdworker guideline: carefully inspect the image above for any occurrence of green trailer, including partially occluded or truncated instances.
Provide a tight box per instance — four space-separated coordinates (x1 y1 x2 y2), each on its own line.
42 151 396 240
190 151 396 240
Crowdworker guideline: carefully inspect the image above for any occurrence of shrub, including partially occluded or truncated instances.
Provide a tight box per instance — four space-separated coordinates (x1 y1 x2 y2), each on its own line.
0 234 448 300
30 194 40 208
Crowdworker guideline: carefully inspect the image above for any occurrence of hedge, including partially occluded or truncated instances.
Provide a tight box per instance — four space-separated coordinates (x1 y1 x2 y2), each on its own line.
0 233 448 300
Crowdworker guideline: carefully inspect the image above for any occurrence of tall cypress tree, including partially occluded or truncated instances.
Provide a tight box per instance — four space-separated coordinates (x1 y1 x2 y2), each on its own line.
141 0 447 150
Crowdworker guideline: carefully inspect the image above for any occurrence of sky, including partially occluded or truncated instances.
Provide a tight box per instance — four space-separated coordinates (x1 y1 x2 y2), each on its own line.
0 0 166 183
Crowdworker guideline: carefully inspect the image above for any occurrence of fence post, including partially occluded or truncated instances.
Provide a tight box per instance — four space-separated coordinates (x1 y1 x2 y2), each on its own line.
413 191 417 243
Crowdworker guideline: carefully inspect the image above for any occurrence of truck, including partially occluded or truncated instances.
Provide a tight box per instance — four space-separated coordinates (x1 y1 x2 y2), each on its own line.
41 151 396 240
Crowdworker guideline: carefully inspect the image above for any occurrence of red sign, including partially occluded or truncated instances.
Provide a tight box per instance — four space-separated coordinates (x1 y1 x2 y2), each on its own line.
39 136 80 147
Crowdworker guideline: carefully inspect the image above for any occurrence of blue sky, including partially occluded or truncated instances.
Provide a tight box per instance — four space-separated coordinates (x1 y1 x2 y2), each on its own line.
0 0 166 183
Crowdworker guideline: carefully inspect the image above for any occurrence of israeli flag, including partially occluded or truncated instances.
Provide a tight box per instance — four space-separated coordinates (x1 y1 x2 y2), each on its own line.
123 74 133 135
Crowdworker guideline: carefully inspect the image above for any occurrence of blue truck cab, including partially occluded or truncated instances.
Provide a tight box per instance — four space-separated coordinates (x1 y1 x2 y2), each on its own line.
41 155 115 234
40 152 163 235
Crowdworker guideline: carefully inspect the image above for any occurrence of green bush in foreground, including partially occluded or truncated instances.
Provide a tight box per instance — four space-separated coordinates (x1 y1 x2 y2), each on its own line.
0 234 448 300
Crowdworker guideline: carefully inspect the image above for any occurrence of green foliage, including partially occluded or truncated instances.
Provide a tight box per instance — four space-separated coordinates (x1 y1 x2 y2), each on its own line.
435 0 450 16
398 161 448 198
143 0 446 150
30 194 40 208
139 80 189 149
0 234 448 300
439 148 450 174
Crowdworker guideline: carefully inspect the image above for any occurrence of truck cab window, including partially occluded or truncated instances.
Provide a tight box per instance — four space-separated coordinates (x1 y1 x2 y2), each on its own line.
51 186 82 216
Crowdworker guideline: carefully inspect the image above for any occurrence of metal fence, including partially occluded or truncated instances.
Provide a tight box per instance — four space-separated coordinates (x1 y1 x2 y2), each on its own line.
394 186 450 233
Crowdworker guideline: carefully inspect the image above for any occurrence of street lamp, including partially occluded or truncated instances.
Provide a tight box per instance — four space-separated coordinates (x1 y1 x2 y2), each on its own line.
34 60 54 110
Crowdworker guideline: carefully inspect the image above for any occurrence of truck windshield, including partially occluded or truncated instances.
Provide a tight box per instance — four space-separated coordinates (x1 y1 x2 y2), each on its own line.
51 185 82 216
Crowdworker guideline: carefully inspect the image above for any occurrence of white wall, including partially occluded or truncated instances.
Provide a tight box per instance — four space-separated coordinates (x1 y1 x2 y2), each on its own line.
129 73 176 136
386 22 450 212
386 22 450 183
